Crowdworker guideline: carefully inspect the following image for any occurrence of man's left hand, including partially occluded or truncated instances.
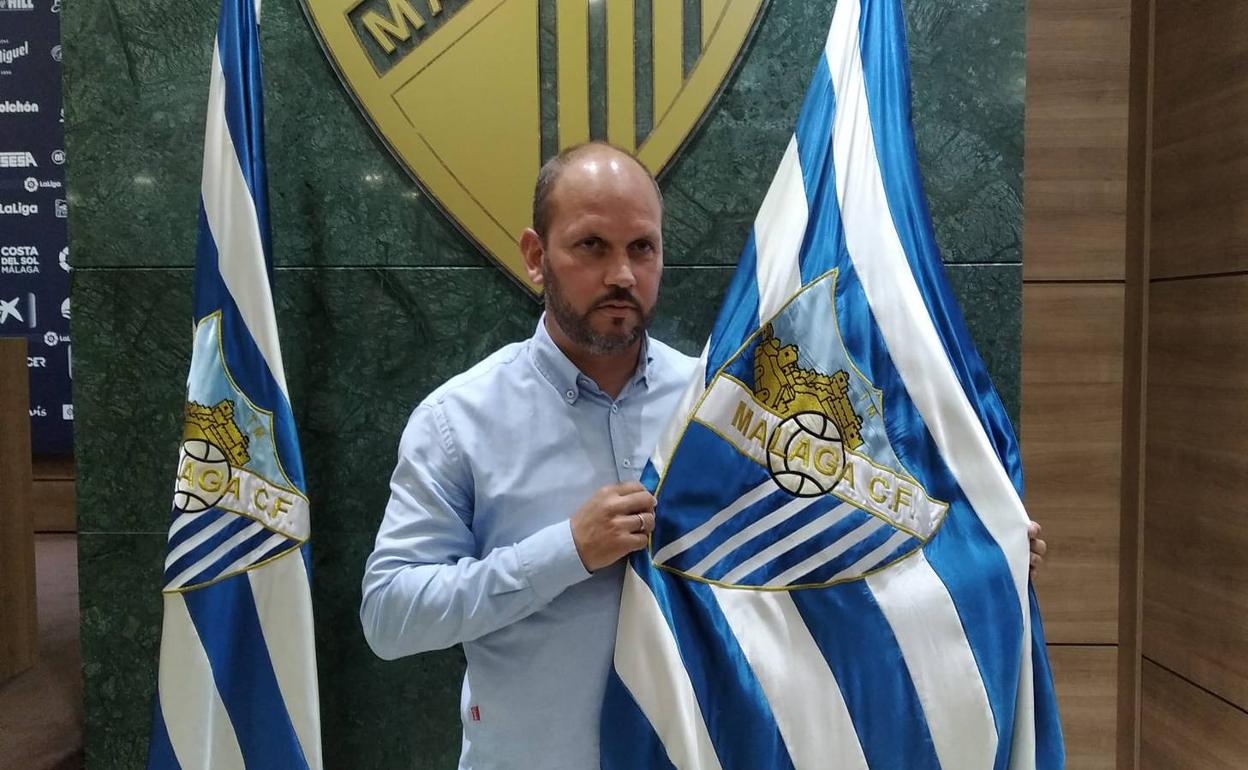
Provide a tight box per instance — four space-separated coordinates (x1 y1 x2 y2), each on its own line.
1028 520 1046 580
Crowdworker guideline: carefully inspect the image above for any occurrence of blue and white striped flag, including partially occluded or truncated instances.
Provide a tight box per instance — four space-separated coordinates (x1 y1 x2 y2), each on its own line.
603 0 1063 768
146 0 322 767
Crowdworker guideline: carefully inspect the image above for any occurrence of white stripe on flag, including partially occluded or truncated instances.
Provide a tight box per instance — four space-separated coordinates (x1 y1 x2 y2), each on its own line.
201 44 289 398
615 565 723 770
220 531 287 577
824 1 1036 763
165 513 237 571
653 478 777 564
686 494 822 577
650 342 709 478
248 550 324 770
157 593 245 770
167 522 265 590
719 501 857 584
765 514 885 587
711 587 870 770
752 136 807 321
866 552 997 769
827 528 912 582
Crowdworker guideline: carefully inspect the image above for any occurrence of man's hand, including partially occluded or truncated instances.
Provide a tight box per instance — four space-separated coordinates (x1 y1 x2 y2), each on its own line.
1028 520 1046 580
570 482 656 572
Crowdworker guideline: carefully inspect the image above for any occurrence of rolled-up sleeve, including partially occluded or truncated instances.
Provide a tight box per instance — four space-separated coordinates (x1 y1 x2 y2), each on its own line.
360 401 590 660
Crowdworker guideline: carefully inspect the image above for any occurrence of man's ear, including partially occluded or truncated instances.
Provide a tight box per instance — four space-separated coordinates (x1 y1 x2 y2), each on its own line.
520 228 544 286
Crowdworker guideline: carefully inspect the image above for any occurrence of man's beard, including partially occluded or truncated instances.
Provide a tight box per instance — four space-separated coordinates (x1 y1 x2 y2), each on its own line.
542 262 655 356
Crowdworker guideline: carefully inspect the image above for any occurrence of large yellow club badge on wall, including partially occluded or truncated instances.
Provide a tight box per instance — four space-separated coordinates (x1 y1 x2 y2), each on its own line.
302 0 767 294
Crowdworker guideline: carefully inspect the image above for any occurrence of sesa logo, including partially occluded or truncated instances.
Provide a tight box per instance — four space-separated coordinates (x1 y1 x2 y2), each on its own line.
0 151 36 167
0 40 29 65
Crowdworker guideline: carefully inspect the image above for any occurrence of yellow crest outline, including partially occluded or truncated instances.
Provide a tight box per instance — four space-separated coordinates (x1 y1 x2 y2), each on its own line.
300 0 769 295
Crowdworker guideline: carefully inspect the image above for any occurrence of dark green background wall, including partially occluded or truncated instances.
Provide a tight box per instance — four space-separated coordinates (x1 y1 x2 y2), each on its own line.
65 0 1023 765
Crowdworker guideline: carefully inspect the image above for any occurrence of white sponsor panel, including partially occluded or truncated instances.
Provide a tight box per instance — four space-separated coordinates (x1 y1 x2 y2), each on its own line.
62 404 73 420
54 198 66 217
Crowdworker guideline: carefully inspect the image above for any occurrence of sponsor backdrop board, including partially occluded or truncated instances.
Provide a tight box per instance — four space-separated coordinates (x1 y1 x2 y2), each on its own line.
0 0 70 455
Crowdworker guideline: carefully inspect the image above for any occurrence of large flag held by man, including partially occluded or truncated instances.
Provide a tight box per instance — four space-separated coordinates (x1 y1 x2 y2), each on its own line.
603 0 1064 768
146 0 323 767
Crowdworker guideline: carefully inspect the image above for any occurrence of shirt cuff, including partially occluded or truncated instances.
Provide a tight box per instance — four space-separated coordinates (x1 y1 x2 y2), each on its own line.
516 519 592 602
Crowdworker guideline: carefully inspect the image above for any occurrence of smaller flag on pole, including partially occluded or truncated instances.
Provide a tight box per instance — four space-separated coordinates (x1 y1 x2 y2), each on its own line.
146 0 322 767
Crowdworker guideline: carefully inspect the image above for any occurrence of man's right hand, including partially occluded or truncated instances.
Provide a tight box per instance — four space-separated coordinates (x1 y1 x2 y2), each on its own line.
570 481 656 572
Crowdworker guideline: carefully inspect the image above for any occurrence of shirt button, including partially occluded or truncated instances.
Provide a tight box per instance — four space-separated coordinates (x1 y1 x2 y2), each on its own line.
611 404 619 414
622 459 632 468
565 389 575 400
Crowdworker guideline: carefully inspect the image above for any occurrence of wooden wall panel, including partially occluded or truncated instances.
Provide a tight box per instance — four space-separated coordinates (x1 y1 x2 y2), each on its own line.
1022 284 1124 643
1143 275 1248 708
1150 0 1248 280
1050 646 1118 769
1141 660 1248 770
1023 0 1131 281
32 456 75 532
0 339 37 681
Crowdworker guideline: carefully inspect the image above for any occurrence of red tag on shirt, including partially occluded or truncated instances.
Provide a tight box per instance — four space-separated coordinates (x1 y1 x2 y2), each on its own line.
470 705 481 722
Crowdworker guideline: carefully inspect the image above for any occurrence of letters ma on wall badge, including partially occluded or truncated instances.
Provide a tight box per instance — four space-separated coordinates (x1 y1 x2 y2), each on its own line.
301 0 767 294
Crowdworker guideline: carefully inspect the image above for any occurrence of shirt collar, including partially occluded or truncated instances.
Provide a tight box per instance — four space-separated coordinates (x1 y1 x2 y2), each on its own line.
529 314 655 404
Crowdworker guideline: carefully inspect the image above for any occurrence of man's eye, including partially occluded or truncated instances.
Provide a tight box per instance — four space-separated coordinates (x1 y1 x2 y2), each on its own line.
580 237 603 250
632 241 655 254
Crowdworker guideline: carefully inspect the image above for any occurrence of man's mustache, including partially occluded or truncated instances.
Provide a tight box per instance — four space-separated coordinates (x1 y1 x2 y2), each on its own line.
590 288 642 311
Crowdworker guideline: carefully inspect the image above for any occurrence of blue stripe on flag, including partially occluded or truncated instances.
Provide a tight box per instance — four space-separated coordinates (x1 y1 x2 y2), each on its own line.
638 561 796 770
706 233 761 380
832 247 1024 766
600 667 679 770
146 698 182 770
791 521 902 584
184 576 310 770
854 0 1023 495
733 506 875 585
180 529 292 590
163 514 255 585
1030 588 1066 770
215 0 272 259
791 583 942 769
167 508 230 552
697 493 849 583
192 205 306 490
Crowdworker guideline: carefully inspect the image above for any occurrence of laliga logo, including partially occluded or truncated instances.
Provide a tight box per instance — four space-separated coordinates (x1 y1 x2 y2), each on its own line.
174 439 231 512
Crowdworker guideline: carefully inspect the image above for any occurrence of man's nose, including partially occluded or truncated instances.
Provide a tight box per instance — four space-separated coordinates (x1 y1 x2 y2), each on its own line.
604 250 636 288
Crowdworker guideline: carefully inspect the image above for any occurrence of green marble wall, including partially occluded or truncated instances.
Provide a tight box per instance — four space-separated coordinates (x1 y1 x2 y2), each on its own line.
66 0 1023 766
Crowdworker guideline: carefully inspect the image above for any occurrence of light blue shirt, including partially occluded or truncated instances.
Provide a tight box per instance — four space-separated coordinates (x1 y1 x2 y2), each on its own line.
361 318 697 770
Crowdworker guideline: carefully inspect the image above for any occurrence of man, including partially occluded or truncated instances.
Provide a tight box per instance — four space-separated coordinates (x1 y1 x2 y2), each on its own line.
360 142 1046 769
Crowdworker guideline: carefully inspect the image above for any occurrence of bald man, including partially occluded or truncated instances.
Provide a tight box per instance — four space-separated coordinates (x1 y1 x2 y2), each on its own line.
361 142 693 770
